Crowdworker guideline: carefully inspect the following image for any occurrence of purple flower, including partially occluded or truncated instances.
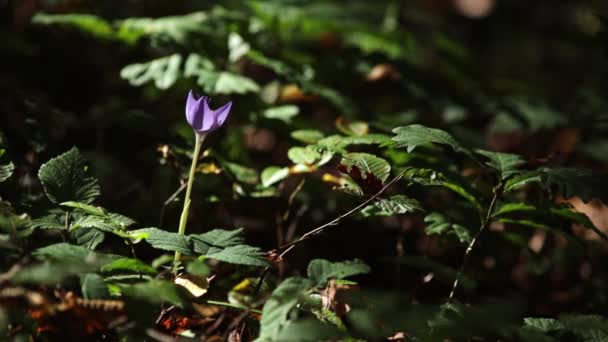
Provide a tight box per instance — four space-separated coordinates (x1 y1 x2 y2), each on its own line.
185 90 232 135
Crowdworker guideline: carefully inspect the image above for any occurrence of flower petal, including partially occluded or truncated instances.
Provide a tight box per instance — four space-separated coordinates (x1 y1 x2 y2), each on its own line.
200 97 216 132
214 101 232 127
185 90 200 126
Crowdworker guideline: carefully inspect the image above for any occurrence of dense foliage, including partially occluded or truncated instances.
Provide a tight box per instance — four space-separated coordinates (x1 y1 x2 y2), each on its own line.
2 0 608 340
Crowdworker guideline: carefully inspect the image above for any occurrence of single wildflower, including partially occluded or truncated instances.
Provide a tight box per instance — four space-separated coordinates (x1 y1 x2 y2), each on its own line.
185 90 232 135
174 90 232 274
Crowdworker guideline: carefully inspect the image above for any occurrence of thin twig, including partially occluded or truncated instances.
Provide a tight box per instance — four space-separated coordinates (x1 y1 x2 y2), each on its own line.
159 182 188 228
278 169 407 254
254 169 407 295
448 182 503 302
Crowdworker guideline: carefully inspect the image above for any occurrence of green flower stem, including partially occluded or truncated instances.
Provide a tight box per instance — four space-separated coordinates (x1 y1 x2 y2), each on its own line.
173 132 206 274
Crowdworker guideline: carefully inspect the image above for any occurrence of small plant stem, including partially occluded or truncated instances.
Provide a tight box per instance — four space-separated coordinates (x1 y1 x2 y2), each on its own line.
206 300 263 314
173 133 205 274
448 182 503 302
254 169 408 295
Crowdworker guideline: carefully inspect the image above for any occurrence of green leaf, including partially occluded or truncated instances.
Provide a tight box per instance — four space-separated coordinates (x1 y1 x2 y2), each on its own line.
291 130 324 144
120 54 182 89
257 277 314 341
61 201 105 216
120 280 190 308
38 147 100 204
81 273 110 299
101 258 157 275
0 162 14 182
504 171 542 193
198 70 260 95
360 195 423 217
33 243 119 265
475 150 524 180
316 134 393 154
131 227 192 255
307 259 370 287
288 146 321 165
524 318 564 332
206 245 268 267
263 105 300 124
340 152 391 182
492 203 537 217
70 227 105 250
392 124 466 154
13 261 94 285
221 161 259 185
261 166 290 187
32 13 114 39
118 12 209 45
275 320 345 341
540 167 608 203
189 228 245 251
424 213 472 243
404 168 482 211
30 214 65 230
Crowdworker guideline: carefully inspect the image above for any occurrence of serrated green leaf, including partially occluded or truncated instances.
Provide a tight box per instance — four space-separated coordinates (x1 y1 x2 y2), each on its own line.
131 227 193 255
476 150 524 180
33 243 119 265
120 280 190 308
291 130 324 144
288 146 320 165
61 201 105 216
30 214 65 230
524 318 564 332
38 147 100 204
118 12 209 45
0 162 14 182
360 195 423 217
307 259 370 287
206 245 268 267
81 273 110 299
340 152 390 182
263 105 299 124
424 213 472 243
101 258 157 275
404 168 482 211
120 54 182 89
392 124 466 154
256 277 314 342
316 134 393 154
504 171 542 192
196 69 260 95
190 228 245 248
261 166 290 187
71 227 105 250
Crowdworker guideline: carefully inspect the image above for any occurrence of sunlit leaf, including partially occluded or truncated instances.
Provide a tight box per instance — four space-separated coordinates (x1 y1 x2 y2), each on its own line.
38 147 100 204
393 124 467 154
307 259 370 287
360 195 423 217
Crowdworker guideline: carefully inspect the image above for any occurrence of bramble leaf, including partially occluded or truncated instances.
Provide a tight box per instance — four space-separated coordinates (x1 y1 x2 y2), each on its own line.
476 150 524 180
360 195 423 217
392 124 466 153
340 152 390 182
38 147 100 204
307 259 370 287
0 162 14 182
257 277 314 341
